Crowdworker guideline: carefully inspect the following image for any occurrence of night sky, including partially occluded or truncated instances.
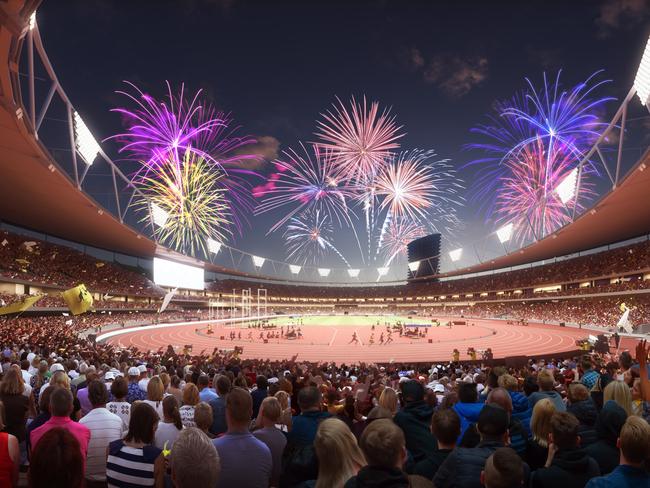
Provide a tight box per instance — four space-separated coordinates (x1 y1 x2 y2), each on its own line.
34 0 650 280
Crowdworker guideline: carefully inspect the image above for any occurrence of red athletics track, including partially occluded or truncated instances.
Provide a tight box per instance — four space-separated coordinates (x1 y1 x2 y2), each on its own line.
102 317 640 364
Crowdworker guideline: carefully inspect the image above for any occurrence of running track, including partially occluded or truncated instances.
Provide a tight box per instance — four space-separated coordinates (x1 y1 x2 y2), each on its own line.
101 317 638 364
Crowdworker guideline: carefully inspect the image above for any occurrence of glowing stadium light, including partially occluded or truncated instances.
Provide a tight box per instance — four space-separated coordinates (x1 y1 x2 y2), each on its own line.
318 268 331 277
634 36 650 106
347 268 360 278
252 255 265 268
289 264 301 275
449 248 462 262
29 12 36 30
555 167 578 204
496 223 514 244
377 267 390 277
73 111 101 165
207 238 222 255
408 261 420 272
151 202 168 228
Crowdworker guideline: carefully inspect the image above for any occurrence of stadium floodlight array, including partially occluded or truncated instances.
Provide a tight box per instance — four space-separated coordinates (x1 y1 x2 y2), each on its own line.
634 36 650 106
449 248 462 262
407 260 420 272
318 268 331 277
289 264 301 275
72 111 101 165
252 255 265 268
555 167 578 205
496 223 514 244
151 202 168 228
207 238 222 255
377 267 389 277
347 268 360 278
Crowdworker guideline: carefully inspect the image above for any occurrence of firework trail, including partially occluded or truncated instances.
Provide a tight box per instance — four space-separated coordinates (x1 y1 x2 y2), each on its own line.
380 218 427 267
283 210 351 266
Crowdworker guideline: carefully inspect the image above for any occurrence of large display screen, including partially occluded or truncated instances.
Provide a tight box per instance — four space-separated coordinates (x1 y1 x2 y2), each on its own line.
153 257 204 290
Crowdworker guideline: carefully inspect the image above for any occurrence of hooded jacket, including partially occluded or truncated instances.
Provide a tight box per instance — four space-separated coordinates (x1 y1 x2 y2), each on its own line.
393 400 436 462
567 399 598 446
453 401 484 443
344 466 432 488
530 448 600 488
509 390 532 436
528 390 567 412
584 400 627 475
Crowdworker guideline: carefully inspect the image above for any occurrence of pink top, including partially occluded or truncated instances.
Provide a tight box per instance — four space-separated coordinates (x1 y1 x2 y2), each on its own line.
30 416 91 466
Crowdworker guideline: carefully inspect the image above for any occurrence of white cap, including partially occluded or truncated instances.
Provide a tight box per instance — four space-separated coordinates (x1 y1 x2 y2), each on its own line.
105 372 115 381
267 377 279 384
128 367 140 376
138 364 147 373
434 384 445 393
50 363 64 373
349 376 357 383
26 352 36 363
68 370 79 379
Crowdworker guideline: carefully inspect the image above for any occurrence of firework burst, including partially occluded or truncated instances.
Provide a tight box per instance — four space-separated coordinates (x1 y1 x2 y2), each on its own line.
315 96 405 183
380 219 427 266
136 150 231 256
283 210 350 266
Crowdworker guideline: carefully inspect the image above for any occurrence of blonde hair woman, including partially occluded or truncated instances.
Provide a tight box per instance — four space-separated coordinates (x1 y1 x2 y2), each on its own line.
143 376 165 419
526 398 556 469
604 380 632 417
313 418 366 488
179 383 200 427
274 390 292 432
378 387 398 416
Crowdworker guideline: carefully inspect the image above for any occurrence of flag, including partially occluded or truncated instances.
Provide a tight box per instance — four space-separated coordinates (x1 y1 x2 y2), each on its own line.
62 284 93 315
95 262 105 268
620 302 627 312
159 288 177 313
0 294 44 316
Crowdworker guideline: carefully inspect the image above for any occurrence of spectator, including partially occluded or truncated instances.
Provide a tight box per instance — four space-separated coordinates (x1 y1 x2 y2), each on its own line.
29 428 84 488
213 387 272 488
137 364 150 392
393 380 436 462
106 376 131 428
79 379 124 486
154 395 184 450
0 367 30 445
344 418 431 488
179 383 199 428
567 383 598 447
275 390 293 432
193 402 213 438
453 382 484 442
584 401 627 476
143 376 165 419
603 381 632 417
528 369 566 412
208 374 230 436
413 408 461 480
253 397 288 487
45 371 81 420
435 404 514 488
526 399 557 470
0 401 19 487
251 375 268 419
25 385 54 458
498 374 532 436
581 358 600 390
170 428 221 488
378 387 399 416
126 367 146 403
480 447 524 488
106 402 165 487
530 412 600 488
76 371 97 416
30 388 90 464
197 375 217 403
585 416 650 488
288 386 330 446
168 375 183 405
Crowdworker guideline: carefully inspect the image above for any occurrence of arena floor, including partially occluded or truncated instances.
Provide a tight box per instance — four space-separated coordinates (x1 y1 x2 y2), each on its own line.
101 315 638 364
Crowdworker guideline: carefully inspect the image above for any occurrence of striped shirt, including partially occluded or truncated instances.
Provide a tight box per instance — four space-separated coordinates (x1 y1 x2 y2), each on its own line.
106 439 162 487
79 408 125 481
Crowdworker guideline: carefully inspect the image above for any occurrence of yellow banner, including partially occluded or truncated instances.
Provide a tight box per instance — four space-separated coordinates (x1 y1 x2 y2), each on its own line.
62 284 93 315
0 295 44 316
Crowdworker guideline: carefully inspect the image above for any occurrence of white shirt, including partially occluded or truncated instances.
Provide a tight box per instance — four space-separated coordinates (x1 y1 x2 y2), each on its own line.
142 399 164 419
154 421 183 450
179 405 195 428
21 369 32 384
79 407 124 481
138 377 150 392
106 401 131 429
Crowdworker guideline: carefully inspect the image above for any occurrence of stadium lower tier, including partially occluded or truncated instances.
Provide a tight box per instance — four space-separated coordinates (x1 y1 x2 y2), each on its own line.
98 315 640 364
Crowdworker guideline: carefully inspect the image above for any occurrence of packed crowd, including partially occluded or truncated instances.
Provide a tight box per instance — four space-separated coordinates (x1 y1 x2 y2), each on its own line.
0 327 649 487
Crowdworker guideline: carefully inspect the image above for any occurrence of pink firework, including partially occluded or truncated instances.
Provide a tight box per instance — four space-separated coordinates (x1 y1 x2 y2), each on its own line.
381 218 426 266
495 137 594 242
315 96 405 183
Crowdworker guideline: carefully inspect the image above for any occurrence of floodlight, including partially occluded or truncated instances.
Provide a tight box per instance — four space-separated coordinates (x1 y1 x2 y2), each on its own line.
347 269 360 278
29 12 36 30
318 268 331 277
151 203 168 228
289 264 301 275
555 167 578 204
634 36 650 106
408 261 420 272
252 255 265 268
496 223 514 243
449 248 462 262
377 267 389 277
207 238 221 255
73 111 100 165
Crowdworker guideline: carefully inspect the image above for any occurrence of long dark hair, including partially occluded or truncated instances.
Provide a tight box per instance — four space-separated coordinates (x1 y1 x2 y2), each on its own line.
125 402 158 444
163 395 183 430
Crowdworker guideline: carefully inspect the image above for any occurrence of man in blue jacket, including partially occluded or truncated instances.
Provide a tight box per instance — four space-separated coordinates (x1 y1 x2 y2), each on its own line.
453 382 484 442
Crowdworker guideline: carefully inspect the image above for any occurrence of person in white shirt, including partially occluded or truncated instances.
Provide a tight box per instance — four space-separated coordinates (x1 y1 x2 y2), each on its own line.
137 364 150 392
154 396 184 450
79 380 124 484
143 376 165 419
106 376 131 429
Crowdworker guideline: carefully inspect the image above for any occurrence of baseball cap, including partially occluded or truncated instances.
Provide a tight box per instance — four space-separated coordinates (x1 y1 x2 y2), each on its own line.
434 384 445 393
105 372 115 381
128 367 140 376
138 364 147 373
477 404 509 437
49 363 64 373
